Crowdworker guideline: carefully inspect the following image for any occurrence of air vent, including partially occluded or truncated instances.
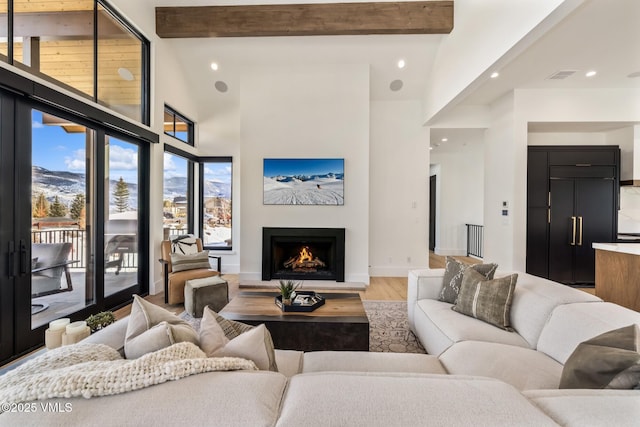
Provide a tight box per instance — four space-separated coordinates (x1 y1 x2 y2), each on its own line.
547 70 577 80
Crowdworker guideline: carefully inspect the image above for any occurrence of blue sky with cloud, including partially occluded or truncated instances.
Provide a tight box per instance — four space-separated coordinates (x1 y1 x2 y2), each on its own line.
32 110 139 183
263 158 343 177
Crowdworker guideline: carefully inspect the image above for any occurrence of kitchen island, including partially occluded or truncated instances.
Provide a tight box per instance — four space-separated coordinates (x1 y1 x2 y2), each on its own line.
593 243 640 312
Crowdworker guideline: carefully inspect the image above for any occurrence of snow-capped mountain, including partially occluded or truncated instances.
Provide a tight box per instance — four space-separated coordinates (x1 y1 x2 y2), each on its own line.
163 176 231 201
273 173 344 183
32 166 138 210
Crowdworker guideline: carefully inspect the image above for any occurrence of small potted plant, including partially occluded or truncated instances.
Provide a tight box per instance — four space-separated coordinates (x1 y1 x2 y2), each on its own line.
85 311 116 334
277 280 301 305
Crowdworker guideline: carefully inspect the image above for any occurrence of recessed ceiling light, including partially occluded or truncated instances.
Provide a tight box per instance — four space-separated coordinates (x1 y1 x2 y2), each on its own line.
117 67 134 81
390 79 403 91
429 146 433 150
441 138 448 142
215 81 228 93
397 59 406 69
585 70 597 77
210 62 219 71
490 72 499 79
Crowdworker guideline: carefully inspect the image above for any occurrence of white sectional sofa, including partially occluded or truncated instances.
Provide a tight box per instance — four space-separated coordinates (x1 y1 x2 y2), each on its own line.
408 268 640 422
2 269 639 426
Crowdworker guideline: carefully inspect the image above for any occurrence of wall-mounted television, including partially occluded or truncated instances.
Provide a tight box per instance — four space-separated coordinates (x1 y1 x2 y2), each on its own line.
263 158 344 205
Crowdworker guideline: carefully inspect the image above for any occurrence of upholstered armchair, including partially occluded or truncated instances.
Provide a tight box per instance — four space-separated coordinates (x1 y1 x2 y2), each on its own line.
159 237 221 305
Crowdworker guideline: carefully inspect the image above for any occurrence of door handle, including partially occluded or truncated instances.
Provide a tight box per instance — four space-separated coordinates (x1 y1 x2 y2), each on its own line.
570 216 576 246
8 241 16 278
577 216 583 246
19 240 28 275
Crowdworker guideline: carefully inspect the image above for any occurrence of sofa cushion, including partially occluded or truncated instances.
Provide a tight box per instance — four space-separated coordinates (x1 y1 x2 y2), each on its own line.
124 295 199 359
439 340 563 390
524 389 640 427
170 250 211 272
439 257 498 303
0 371 287 427
83 317 128 356
302 351 446 374
277 372 557 427
453 269 517 330
199 307 278 372
560 324 640 389
510 273 601 348
274 349 304 377
413 299 530 356
537 302 640 364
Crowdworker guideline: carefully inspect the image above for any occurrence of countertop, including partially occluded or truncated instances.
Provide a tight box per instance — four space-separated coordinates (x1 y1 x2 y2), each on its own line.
592 242 640 255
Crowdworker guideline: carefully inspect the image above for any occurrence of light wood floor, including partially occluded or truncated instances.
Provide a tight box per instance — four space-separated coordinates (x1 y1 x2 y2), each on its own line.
116 251 529 317
110 251 595 318
115 275 410 319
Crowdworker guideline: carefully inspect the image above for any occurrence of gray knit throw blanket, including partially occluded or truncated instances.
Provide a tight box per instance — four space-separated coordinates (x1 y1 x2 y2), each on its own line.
0 342 256 410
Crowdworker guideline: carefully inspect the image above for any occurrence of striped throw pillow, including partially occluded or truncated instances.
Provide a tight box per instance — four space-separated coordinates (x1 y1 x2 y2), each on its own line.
170 250 211 272
452 268 518 331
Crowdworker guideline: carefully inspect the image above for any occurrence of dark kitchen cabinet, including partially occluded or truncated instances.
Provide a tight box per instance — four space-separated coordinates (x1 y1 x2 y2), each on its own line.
527 146 619 286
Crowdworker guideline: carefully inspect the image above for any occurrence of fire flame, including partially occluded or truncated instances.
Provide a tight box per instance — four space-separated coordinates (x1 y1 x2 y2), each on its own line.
297 246 313 263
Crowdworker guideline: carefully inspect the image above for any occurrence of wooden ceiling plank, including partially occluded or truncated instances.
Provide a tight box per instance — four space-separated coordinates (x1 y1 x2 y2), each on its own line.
156 1 454 38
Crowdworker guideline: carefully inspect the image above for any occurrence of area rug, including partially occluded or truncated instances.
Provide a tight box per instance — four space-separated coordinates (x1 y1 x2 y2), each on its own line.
363 301 425 354
180 300 425 354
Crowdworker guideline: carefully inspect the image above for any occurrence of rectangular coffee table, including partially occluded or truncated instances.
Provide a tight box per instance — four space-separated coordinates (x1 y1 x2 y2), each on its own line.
219 291 369 351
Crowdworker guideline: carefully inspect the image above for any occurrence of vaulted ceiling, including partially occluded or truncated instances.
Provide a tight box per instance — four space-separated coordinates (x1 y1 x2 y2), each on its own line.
143 0 639 124
7 1 637 128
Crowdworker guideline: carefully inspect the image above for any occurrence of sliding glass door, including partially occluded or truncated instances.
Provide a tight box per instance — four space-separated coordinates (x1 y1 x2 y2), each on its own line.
0 93 15 362
104 136 141 298
0 93 149 364
30 109 96 329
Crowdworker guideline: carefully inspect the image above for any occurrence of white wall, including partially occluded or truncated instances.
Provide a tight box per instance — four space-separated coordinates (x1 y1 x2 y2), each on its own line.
369 101 430 276
477 88 640 271
527 132 605 146
607 126 636 182
238 64 370 283
423 0 581 123
430 138 485 256
482 93 519 268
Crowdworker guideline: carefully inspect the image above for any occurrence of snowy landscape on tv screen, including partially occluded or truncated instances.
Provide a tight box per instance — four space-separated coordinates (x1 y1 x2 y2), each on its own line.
263 158 344 205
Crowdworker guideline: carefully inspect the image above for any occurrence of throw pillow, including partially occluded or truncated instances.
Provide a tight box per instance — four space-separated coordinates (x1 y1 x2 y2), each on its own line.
199 306 278 372
452 268 517 330
124 295 200 359
170 250 211 273
207 308 254 339
171 234 199 255
439 257 498 303
560 324 640 389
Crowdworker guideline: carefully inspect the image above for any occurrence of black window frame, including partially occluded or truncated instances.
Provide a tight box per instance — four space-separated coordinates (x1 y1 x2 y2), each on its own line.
164 104 195 146
163 144 196 236
199 156 233 251
97 0 151 125
2 0 151 126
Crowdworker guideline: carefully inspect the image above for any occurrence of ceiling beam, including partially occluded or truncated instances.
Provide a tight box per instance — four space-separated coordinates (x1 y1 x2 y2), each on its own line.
155 1 453 38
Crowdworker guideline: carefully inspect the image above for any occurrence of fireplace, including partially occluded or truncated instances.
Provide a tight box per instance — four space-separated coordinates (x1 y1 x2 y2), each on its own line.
262 227 345 282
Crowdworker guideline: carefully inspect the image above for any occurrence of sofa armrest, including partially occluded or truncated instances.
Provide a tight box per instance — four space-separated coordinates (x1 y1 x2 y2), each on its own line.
407 268 445 330
83 316 129 356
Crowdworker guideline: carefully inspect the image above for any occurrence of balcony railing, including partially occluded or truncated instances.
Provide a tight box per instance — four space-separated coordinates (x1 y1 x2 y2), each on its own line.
465 224 484 259
31 229 138 270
